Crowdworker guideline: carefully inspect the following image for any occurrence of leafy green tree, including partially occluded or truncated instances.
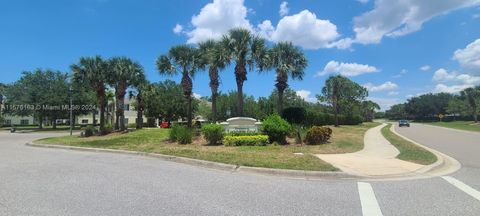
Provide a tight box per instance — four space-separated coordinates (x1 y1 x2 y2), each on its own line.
446 96 469 120
361 100 380 122
157 45 201 127
267 42 307 113
143 80 196 123
4 70 70 128
0 83 6 122
405 93 453 120
108 57 145 131
385 104 407 120
221 28 268 116
198 40 230 122
318 75 368 127
461 87 480 122
71 56 109 134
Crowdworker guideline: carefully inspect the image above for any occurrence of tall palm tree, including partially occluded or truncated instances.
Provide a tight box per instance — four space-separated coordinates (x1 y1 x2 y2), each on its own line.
157 45 200 128
461 87 480 123
221 28 268 116
129 81 149 129
361 100 380 122
267 42 307 114
198 39 230 122
108 57 145 131
71 56 109 134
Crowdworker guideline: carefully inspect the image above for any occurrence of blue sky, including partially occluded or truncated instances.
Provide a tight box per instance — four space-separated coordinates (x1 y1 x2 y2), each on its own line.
1 0 480 110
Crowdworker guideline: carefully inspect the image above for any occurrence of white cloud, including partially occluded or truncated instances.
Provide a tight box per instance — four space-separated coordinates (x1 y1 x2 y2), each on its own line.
296 90 317 103
473 13 480 19
388 91 399 96
432 68 457 82
453 38 480 75
369 97 401 111
420 65 431 71
434 84 473 93
432 68 480 85
193 93 202 99
350 0 480 45
260 10 340 49
173 24 183 34
317 61 379 77
363 81 398 92
279 1 289 17
185 0 252 43
357 0 369 4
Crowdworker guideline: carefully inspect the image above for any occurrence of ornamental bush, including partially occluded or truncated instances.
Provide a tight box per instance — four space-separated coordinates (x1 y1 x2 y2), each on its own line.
201 124 224 145
223 135 269 146
262 114 292 144
169 125 192 144
305 126 332 145
84 125 98 137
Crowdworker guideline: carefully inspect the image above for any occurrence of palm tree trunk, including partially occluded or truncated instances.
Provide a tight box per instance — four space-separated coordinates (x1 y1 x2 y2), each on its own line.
209 67 219 122
181 72 193 128
98 91 106 134
136 92 144 129
235 63 247 117
275 70 288 114
92 111 96 126
333 96 339 127
474 107 478 123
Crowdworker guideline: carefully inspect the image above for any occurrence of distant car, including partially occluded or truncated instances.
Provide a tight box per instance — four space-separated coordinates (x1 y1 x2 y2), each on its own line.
398 120 410 127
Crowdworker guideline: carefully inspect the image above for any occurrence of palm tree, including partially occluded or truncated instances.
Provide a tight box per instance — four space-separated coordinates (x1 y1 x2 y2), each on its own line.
108 57 145 131
267 42 307 114
198 39 230 122
221 28 268 116
361 100 380 122
461 87 480 123
71 56 109 134
157 45 200 128
129 81 149 129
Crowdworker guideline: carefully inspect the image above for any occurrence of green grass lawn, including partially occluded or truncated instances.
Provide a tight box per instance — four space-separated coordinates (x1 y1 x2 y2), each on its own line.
381 124 437 165
37 122 380 171
424 121 480 133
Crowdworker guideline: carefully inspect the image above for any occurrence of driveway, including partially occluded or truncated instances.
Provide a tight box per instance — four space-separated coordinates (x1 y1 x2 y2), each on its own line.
1 128 480 216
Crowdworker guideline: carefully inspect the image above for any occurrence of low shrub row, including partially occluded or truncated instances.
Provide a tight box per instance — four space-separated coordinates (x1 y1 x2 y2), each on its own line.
223 135 269 146
304 111 362 126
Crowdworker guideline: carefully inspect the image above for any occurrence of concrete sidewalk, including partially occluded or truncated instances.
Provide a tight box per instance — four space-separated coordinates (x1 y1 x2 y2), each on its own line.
316 123 424 177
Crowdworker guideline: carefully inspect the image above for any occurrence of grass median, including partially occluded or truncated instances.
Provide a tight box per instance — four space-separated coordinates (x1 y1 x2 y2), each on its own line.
424 121 480 133
36 122 380 171
381 124 437 165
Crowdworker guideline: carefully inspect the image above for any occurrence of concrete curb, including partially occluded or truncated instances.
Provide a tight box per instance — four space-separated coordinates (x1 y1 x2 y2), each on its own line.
389 124 461 177
25 142 357 180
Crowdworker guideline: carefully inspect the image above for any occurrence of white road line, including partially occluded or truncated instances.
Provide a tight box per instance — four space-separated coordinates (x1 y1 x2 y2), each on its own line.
442 176 480 201
358 182 383 216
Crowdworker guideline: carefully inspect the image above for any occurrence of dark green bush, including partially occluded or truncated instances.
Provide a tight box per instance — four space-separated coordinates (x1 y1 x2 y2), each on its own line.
262 114 292 144
169 125 192 144
282 107 306 124
223 135 269 146
201 124 224 145
305 126 332 145
127 123 137 129
84 125 97 137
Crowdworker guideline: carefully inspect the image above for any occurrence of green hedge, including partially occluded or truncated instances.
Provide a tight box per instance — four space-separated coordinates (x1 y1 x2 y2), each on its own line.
226 131 262 136
262 114 292 144
223 135 269 146
304 111 363 126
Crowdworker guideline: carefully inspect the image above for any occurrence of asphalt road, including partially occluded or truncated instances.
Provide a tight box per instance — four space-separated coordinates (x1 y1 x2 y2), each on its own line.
0 126 479 216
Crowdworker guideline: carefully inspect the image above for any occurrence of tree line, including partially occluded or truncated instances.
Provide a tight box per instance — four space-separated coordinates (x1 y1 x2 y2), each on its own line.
0 28 379 133
385 86 480 122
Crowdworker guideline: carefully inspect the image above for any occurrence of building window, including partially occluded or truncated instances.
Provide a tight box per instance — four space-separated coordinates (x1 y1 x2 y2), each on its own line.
20 119 29 125
124 104 130 111
4 119 11 125
124 118 129 124
81 119 89 124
